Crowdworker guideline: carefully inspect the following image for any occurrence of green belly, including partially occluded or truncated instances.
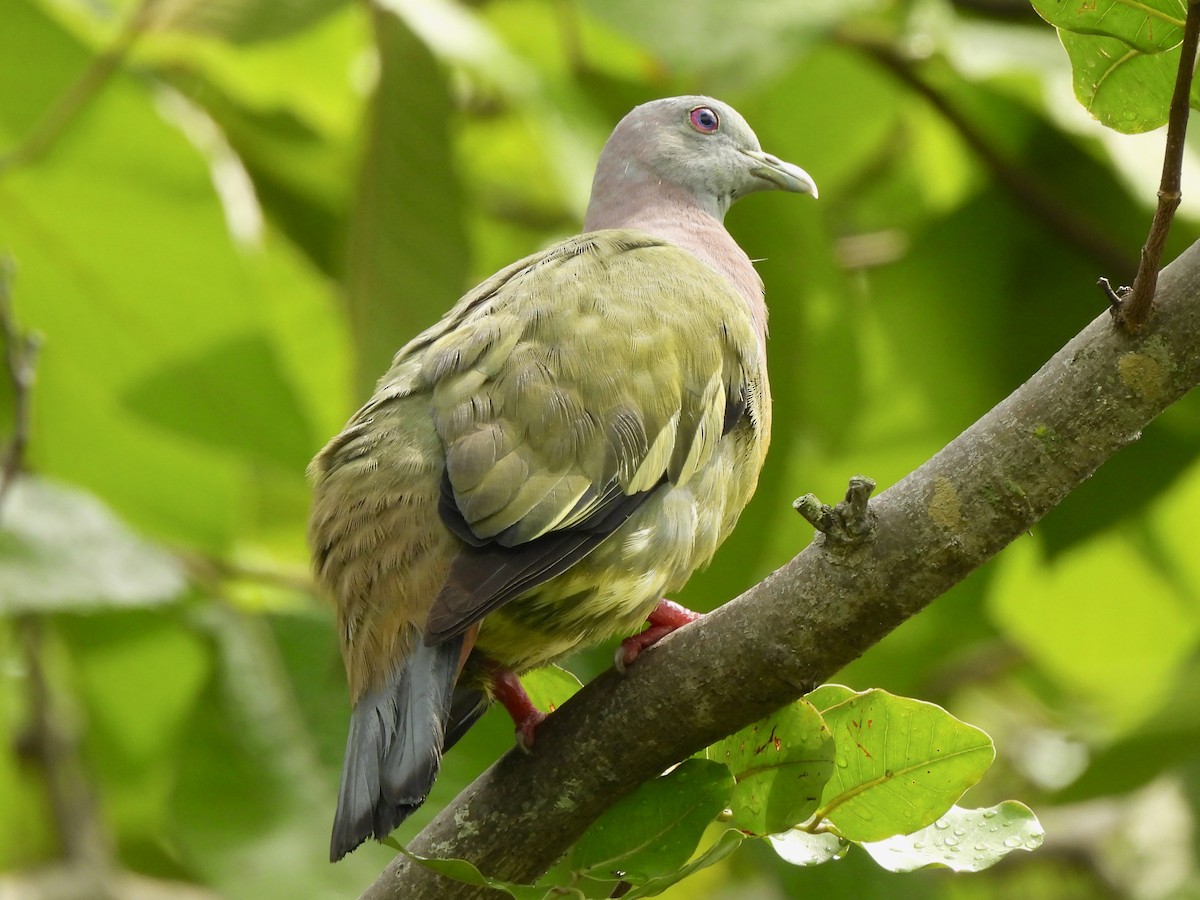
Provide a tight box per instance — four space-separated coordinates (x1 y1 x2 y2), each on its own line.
473 423 761 673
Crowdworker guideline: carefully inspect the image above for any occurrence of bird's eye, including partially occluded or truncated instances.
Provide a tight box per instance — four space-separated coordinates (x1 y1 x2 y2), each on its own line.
689 106 720 134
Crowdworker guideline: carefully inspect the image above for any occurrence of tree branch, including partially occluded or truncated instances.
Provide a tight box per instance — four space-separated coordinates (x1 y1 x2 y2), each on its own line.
362 241 1200 899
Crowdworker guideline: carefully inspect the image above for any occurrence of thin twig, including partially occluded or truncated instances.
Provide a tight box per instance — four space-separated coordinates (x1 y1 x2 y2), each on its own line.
0 259 40 516
0 0 159 175
177 550 317 595
842 34 1138 279
1113 0 1200 331
14 617 113 873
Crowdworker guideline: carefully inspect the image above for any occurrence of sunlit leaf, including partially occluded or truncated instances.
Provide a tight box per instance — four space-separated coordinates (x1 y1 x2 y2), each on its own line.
123 332 317 470
0 2 272 547
344 5 469 396
804 684 856 712
520 664 583 714
404 849 561 899
1031 0 1185 53
62 611 211 765
0 478 186 613
767 829 849 866
621 829 744 899
710 700 834 835
988 534 1197 733
570 759 733 883
1059 30 1177 133
861 801 1044 873
815 689 995 842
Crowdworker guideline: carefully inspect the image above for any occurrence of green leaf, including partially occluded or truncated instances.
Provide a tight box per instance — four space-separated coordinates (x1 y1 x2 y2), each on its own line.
815 689 995 842
570 759 733 883
122 332 317 471
766 829 849 866
404 849 563 899
149 0 352 44
345 5 469 396
520 664 583 714
861 801 1045 873
0 1 279 548
621 829 744 899
1059 30 1178 133
0 477 186 613
989 534 1197 733
579 0 884 84
710 700 835 835
804 683 857 712
1030 0 1185 53
63 610 210 757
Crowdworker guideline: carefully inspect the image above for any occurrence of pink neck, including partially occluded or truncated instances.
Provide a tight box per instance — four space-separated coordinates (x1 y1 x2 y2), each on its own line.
584 180 768 348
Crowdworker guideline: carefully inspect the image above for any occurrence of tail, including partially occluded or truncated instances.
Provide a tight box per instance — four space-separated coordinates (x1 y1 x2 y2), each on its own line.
330 635 464 862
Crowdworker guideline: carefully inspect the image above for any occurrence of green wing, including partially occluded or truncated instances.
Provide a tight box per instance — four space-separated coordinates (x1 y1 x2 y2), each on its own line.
419 230 765 642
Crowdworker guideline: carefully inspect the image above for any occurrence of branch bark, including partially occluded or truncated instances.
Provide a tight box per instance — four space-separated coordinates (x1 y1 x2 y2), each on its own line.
362 240 1200 899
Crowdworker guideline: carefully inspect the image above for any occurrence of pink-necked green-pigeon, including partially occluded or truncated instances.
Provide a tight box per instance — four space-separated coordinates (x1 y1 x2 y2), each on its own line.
309 95 817 861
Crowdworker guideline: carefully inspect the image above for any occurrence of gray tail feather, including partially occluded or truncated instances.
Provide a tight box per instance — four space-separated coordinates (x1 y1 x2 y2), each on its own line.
330 635 464 862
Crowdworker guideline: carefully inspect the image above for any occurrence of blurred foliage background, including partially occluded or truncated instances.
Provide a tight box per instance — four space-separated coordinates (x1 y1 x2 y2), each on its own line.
2 0 1200 897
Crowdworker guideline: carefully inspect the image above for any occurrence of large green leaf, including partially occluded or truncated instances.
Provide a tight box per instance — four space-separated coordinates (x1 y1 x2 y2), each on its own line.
988 531 1198 733
344 5 469 396
1030 0 1185 53
861 802 1044 873
710 700 835 836
621 829 744 899
570 759 733 883
0 1 320 548
0 478 186 613
122 332 318 470
1059 30 1178 133
161 65 352 278
815 690 995 842
58 609 211 839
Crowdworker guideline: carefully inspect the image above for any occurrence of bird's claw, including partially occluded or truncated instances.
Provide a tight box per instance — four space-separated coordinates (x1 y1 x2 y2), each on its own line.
514 709 546 753
615 599 703 673
488 663 547 751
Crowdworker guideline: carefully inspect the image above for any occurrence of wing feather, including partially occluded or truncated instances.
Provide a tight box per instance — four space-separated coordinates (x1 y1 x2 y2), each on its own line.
420 230 764 640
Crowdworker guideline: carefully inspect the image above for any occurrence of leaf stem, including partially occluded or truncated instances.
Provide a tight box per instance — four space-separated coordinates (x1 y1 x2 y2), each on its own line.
1114 0 1200 331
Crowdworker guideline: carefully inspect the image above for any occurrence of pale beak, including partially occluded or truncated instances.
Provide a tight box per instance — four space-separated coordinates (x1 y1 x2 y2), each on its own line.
742 149 819 198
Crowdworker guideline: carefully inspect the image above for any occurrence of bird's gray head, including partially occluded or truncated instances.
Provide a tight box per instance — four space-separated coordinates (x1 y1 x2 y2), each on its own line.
586 95 817 226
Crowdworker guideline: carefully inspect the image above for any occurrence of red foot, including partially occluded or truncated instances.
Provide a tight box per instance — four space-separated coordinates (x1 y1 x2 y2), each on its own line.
615 599 703 673
488 664 546 752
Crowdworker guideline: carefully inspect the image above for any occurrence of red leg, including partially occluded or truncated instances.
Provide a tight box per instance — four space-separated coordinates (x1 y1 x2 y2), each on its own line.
488 663 546 752
615 599 703 673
